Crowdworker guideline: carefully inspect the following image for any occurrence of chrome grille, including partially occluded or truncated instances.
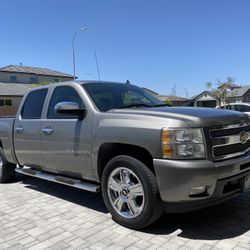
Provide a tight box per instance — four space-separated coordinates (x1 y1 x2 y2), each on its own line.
209 123 250 160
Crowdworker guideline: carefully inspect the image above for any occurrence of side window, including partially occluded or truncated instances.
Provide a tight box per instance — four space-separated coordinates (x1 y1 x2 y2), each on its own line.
47 86 84 119
21 89 48 119
234 105 243 112
238 105 250 112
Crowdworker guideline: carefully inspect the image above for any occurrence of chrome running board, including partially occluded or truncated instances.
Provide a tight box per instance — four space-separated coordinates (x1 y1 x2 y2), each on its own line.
15 166 100 193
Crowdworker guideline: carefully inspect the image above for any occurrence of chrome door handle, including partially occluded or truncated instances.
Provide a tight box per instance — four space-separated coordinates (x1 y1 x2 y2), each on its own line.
15 126 24 133
41 127 54 135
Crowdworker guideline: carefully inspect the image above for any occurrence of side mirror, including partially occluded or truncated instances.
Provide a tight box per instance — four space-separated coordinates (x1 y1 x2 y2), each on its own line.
54 102 87 118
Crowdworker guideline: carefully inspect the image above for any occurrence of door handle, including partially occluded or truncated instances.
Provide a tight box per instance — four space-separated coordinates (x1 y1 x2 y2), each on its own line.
41 127 54 135
15 126 24 133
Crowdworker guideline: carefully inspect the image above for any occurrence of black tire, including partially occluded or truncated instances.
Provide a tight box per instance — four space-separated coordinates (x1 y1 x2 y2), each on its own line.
101 155 163 229
0 148 16 183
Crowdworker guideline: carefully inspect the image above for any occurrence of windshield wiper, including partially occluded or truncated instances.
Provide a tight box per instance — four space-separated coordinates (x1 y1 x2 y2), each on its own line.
117 103 153 109
150 104 171 107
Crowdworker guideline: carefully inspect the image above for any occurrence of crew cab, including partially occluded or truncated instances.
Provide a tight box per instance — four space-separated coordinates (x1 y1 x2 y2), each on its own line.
0 80 250 229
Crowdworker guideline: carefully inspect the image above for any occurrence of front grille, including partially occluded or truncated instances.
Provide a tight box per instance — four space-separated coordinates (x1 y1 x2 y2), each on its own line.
209 123 250 160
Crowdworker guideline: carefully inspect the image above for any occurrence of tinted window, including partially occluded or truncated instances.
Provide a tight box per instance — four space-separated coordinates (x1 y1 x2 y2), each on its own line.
235 105 250 112
83 83 163 112
47 86 84 119
219 105 232 110
22 89 48 119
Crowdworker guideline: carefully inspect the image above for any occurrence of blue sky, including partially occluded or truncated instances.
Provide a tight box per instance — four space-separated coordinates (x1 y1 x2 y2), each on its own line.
1 0 250 97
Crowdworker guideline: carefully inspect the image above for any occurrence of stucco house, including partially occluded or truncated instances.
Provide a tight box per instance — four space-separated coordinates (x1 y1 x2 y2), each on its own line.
228 85 250 103
0 83 31 116
188 85 250 108
143 88 188 106
189 91 220 107
0 65 74 84
0 65 74 116
157 95 188 106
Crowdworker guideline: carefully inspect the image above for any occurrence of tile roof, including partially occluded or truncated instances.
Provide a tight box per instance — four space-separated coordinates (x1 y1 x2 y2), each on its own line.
189 91 219 101
158 95 187 101
229 85 250 97
0 82 31 96
0 65 74 78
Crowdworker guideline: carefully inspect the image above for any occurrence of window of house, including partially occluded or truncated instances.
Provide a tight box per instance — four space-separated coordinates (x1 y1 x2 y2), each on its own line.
0 100 4 106
21 89 48 119
10 76 17 82
30 77 36 83
4 100 12 106
47 86 84 119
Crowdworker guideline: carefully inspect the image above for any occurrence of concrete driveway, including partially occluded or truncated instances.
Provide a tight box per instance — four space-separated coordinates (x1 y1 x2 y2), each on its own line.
0 173 249 250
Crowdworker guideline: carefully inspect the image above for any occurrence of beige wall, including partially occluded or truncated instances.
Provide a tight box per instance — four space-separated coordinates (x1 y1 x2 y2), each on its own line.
0 72 73 84
0 96 23 116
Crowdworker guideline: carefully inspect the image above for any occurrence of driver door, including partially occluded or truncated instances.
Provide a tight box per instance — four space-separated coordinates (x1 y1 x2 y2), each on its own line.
40 85 92 179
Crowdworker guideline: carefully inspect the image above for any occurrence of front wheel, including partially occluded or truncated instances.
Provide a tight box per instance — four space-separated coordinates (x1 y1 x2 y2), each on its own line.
101 155 163 229
0 148 16 183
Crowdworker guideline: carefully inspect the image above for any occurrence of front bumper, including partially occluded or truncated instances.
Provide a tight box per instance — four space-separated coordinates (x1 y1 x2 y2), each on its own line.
153 153 250 213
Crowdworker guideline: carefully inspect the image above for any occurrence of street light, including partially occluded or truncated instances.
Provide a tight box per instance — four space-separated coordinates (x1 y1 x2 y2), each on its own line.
72 27 87 80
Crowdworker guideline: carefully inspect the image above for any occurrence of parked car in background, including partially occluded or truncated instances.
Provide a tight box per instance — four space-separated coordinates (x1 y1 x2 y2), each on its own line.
216 103 250 116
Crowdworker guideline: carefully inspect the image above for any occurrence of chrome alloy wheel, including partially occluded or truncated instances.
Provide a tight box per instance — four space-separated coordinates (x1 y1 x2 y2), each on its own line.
107 167 145 219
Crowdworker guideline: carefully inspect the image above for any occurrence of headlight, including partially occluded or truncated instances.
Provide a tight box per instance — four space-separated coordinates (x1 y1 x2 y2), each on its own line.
161 128 205 159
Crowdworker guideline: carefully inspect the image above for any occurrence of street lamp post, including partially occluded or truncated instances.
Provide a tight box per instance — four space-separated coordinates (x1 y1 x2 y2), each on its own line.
72 27 87 80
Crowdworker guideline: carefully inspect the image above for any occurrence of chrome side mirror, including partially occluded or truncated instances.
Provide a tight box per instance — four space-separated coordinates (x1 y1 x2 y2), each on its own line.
54 102 86 118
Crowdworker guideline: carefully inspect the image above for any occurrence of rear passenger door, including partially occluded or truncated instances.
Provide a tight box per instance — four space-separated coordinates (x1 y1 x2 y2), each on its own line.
14 88 48 168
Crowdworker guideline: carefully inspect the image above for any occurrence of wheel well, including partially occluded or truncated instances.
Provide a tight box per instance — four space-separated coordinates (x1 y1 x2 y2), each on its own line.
98 143 155 179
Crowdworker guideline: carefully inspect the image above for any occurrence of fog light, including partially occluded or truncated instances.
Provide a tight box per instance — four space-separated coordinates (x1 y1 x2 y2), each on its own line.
189 186 207 197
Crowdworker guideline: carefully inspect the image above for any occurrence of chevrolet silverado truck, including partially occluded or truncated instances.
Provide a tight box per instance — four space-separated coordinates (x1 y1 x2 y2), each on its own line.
0 81 250 229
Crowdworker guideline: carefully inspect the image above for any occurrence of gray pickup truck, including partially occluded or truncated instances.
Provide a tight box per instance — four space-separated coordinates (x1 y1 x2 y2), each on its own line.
0 80 250 229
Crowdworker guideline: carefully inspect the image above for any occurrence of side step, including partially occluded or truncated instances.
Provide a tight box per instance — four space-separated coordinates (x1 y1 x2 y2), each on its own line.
15 166 100 193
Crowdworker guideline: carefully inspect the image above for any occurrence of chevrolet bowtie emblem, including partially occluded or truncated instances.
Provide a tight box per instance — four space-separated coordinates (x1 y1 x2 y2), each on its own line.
240 131 249 144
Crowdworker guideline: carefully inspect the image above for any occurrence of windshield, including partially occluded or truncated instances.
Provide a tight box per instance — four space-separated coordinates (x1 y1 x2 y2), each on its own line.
82 83 165 112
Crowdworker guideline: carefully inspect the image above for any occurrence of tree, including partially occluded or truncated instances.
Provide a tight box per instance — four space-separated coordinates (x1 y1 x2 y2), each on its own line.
205 77 236 105
206 81 213 90
164 100 173 106
31 81 54 87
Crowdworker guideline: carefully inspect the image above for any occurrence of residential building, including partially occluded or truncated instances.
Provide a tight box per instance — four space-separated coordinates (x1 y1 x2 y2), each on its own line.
189 91 220 107
0 65 74 84
228 85 250 103
0 83 31 116
189 85 250 108
143 88 188 106
0 64 74 116
157 95 188 106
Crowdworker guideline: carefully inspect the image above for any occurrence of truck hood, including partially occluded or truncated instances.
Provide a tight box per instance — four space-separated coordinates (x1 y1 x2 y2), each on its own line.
108 107 250 127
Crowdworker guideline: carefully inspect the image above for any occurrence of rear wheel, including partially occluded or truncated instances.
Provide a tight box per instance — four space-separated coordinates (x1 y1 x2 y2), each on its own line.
101 155 163 229
0 148 16 183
